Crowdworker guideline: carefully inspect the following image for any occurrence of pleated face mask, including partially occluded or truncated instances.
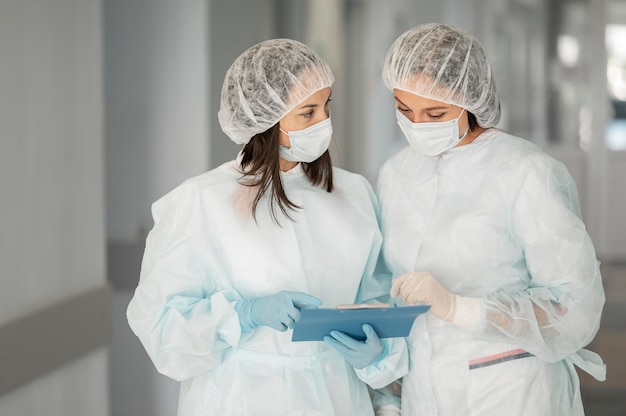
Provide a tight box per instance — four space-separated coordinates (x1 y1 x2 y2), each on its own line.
279 116 333 162
396 108 469 156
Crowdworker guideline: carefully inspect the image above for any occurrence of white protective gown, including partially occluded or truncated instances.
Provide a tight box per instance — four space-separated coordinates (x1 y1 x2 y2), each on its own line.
377 129 606 416
127 158 407 416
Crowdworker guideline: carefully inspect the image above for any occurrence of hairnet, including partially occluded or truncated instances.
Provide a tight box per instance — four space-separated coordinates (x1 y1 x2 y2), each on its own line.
382 23 500 128
218 39 335 145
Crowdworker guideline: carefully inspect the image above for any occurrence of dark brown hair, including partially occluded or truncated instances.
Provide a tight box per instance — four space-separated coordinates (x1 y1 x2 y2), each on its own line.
468 111 479 131
240 124 333 224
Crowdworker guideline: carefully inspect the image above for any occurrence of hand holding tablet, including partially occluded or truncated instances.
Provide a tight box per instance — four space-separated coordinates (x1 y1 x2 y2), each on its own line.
291 304 429 342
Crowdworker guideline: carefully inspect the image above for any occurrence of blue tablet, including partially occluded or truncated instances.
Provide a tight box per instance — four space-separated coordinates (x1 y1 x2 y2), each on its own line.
291 304 430 342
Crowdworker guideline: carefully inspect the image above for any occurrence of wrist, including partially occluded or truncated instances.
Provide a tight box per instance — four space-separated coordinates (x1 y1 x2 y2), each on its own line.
234 298 257 332
363 339 388 369
451 295 482 332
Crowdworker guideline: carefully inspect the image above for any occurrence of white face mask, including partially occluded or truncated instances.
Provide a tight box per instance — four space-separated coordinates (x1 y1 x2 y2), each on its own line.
396 108 469 156
279 116 333 163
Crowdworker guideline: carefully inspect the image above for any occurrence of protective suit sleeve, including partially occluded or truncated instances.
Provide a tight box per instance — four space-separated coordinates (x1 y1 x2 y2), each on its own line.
127 182 244 382
475 156 605 369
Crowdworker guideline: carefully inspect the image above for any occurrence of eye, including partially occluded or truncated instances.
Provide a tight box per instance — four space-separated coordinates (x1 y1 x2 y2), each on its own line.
428 112 446 120
397 106 411 113
301 110 314 118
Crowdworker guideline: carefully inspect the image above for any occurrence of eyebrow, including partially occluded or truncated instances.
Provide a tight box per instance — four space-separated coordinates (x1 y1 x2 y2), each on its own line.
297 103 319 110
394 96 449 112
297 94 332 110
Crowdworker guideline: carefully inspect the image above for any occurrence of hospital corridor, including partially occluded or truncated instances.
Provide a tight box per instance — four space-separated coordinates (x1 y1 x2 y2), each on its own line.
581 263 626 414
2 0 626 415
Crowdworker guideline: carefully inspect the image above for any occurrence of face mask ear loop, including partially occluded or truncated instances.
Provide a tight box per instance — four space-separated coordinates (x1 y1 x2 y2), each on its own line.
278 127 291 149
457 109 469 141
459 124 470 142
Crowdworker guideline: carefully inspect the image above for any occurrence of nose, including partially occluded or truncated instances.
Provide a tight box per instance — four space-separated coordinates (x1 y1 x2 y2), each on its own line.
320 106 330 122
400 111 416 123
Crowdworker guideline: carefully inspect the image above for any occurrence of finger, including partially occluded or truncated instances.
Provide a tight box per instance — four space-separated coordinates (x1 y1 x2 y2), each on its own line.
291 293 323 309
399 273 431 305
402 292 412 306
390 273 411 297
403 277 430 304
298 303 320 311
286 308 301 326
324 335 352 355
393 272 423 298
281 305 300 328
277 315 295 329
401 272 428 294
328 330 361 349
401 285 423 305
270 321 288 332
408 272 442 305
362 324 380 341
405 289 425 306
277 305 299 329
390 280 401 297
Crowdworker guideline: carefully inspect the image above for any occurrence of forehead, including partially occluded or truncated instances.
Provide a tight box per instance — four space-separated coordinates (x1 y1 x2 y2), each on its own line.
394 88 454 109
288 87 331 112
284 67 331 107
394 72 461 107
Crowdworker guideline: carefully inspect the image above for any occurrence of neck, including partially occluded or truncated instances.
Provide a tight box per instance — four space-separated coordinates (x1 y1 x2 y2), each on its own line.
458 126 486 147
279 158 298 172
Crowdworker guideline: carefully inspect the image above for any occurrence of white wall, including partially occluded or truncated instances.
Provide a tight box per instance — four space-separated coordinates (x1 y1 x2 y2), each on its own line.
0 0 109 414
343 0 449 183
105 0 210 243
207 0 276 168
105 1 211 415
0 350 110 416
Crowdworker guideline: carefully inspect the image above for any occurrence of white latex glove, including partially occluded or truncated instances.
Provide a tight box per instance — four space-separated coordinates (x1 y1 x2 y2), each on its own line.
391 272 456 321
390 272 481 331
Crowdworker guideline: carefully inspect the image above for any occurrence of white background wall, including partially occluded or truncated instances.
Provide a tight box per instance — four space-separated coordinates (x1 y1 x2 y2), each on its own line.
0 0 109 414
105 0 210 243
105 1 212 415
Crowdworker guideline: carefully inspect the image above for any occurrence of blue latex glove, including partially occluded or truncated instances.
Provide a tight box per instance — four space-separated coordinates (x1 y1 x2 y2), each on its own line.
235 291 322 332
324 324 385 369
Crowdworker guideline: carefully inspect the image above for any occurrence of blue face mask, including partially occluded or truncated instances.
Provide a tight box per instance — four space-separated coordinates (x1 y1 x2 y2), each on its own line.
396 109 469 156
279 116 333 163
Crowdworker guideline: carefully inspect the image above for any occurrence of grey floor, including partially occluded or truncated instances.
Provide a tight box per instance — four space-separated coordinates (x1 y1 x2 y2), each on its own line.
581 262 626 415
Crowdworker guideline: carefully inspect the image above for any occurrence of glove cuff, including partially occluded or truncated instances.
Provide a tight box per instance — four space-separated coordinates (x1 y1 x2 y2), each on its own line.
234 298 257 332
451 295 482 332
